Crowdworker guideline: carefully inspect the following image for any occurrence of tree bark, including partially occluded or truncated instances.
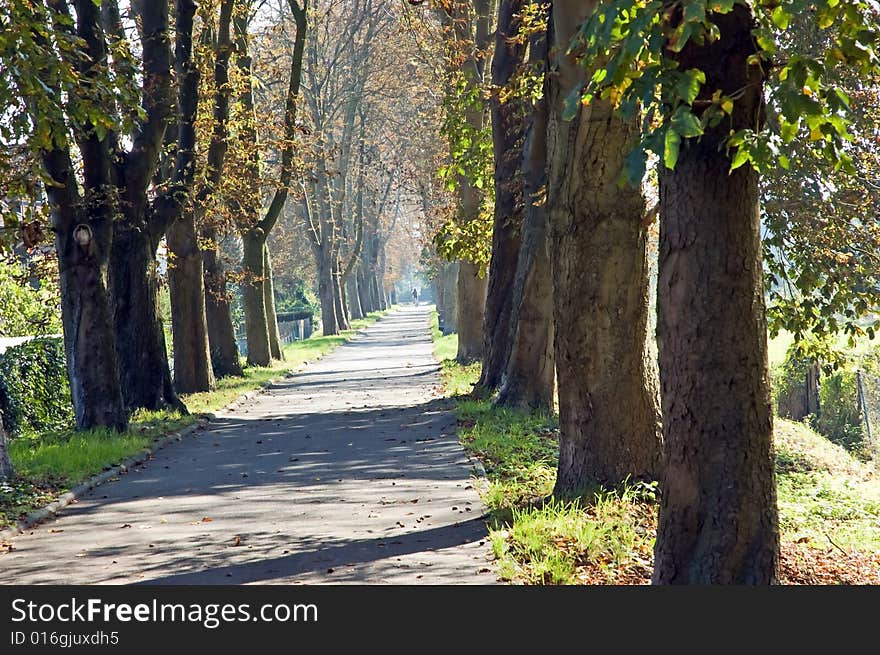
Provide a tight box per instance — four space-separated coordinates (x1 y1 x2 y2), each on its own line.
263 245 285 360
203 235 243 377
333 258 350 330
356 265 372 314
33 1 129 432
109 224 183 412
169 0 235 391
347 274 364 320
456 261 487 362
0 414 11 482
496 11 554 412
242 230 271 366
548 0 661 494
168 213 215 393
441 262 459 335
653 4 779 584
476 0 527 393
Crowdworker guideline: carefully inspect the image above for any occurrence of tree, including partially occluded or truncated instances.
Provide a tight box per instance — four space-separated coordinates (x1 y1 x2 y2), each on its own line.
0 410 12 483
575 0 880 582
475 0 527 393
233 0 307 366
434 0 494 363
166 0 238 394
6 0 135 430
105 0 193 414
548 0 662 494
495 1 555 412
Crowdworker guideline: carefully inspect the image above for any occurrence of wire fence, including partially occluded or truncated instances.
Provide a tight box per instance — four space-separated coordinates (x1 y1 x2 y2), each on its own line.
856 369 880 462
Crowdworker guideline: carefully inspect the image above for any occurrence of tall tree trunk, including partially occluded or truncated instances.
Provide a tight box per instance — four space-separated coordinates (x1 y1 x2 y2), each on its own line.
548 0 661 494
263 245 284 360
356 265 372 314
0 414 11 482
456 261 487 362
477 0 527 393
242 230 271 366
168 213 215 393
317 249 339 336
496 12 554 412
333 259 350 330
203 231 243 378
442 262 459 335
54 209 129 431
170 0 234 389
347 274 364 320
109 224 183 412
653 4 779 584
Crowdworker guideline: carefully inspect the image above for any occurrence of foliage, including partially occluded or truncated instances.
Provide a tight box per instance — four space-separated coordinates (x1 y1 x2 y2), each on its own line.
773 342 868 455
0 337 73 439
0 259 61 337
570 0 879 183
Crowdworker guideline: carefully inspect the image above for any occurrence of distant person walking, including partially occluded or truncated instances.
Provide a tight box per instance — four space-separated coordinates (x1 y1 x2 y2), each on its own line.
411 287 419 306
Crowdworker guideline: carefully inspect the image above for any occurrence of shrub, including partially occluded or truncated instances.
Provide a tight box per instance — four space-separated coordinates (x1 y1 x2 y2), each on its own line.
0 260 62 337
0 337 74 438
812 368 863 453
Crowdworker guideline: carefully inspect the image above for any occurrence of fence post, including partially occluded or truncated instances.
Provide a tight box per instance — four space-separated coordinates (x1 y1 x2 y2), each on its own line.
856 369 873 455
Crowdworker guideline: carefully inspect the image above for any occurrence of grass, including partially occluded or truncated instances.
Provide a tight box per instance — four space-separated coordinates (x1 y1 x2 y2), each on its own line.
0 309 391 530
431 328 880 584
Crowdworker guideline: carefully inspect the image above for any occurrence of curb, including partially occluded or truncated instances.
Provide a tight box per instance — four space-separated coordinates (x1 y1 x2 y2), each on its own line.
0 312 394 542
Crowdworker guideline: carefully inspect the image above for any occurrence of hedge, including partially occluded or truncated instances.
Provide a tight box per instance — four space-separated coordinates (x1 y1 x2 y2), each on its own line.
0 337 74 438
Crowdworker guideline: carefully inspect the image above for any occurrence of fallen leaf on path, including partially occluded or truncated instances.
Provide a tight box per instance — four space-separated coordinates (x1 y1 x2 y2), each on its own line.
49 529 64 533
232 535 242 547
201 517 213 523
119 524 132 529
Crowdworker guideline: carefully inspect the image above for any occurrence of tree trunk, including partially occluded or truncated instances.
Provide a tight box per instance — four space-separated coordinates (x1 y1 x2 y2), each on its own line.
456 261 488 363
0 414 11 482
477 0 527 393
347 274 364 320
109 224 183 412
317 249 339 336
55 216 129 431
242 230 271 367
442 262 459 335
203 232 243 378
653 4 779 584
263 245 284 361
168 213 215 393
357 265 372 315
333 260 350 330
496 17 555 412
548 0 661 494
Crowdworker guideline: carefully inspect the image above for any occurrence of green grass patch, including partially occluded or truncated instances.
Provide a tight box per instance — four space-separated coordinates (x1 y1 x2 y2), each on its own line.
429 324 880 583
1 309 391 530
775 417 880 551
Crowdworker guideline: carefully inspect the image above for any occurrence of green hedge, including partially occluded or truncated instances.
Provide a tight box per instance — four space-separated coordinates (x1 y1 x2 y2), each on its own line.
0 337 74 438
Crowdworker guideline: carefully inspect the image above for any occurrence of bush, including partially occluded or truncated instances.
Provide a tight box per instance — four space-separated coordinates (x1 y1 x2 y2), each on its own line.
772 344 868 457
0 260 62 337
813 368 863 453
0 337 74 438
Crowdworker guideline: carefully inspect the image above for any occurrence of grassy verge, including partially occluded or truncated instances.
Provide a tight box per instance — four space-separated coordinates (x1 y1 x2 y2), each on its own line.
0 309 391 530
431 324 880 584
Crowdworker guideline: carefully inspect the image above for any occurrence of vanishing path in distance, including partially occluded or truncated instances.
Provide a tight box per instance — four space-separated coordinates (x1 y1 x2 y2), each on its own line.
1 306 495 584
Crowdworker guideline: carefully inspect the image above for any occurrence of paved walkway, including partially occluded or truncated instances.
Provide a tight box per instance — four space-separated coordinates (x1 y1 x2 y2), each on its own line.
1 306 495 584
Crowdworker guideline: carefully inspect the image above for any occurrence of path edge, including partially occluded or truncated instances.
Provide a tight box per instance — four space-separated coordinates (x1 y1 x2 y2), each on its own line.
0 312 392 542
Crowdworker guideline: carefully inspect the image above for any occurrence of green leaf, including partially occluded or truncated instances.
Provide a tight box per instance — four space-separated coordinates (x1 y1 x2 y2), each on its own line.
675 69 706 105
671 107 703 137
664 128 681 170
730 146 750 170
771 7 791 30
